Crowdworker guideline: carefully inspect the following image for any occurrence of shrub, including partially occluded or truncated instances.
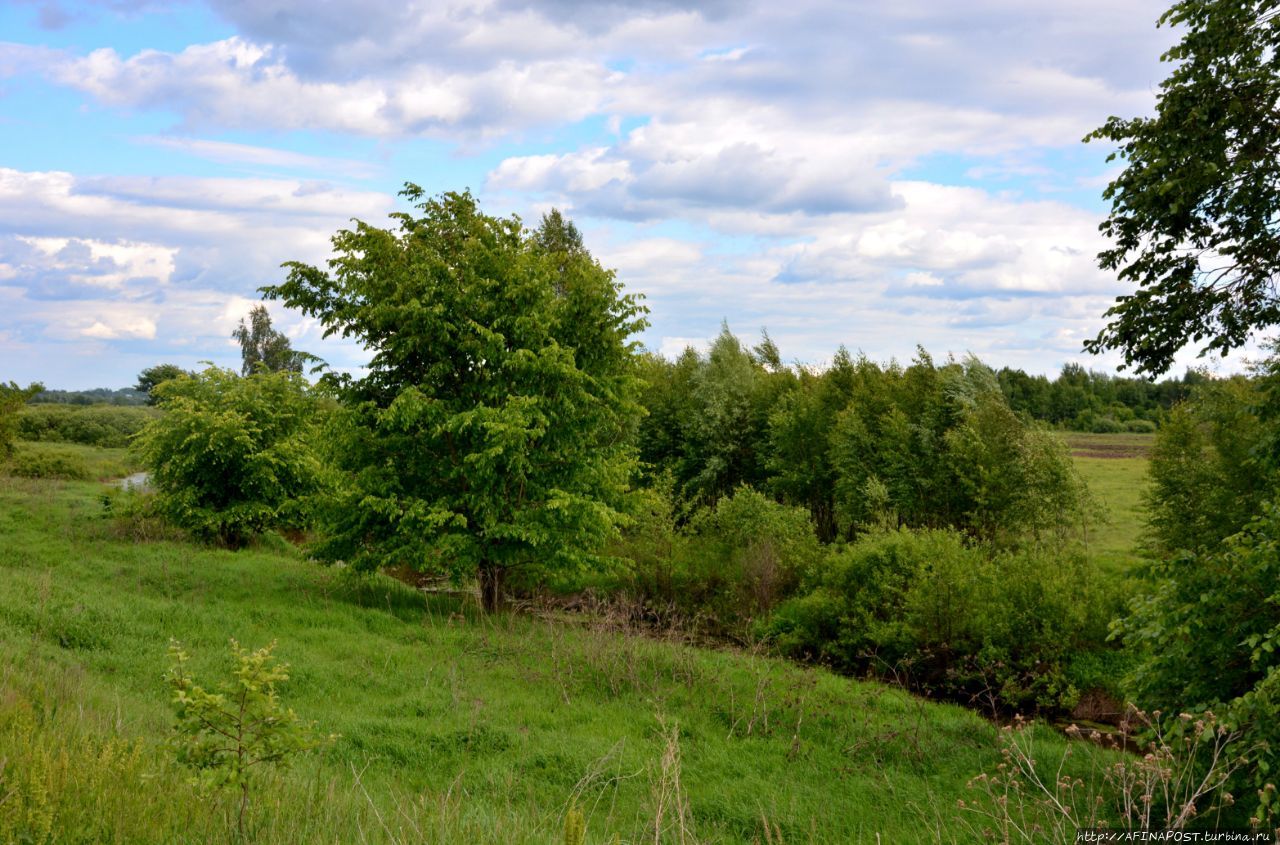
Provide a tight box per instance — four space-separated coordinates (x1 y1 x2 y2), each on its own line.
765 529 985 673
1089 415 1125 433
687 486 823 617
1145 377 1273 555
1118 502 1280 824
16 404 157 448
166 640 332 838
764 528 1108 714
134 367 324 547
5 448 92 480
0 381 42 456
608 484 821 636
1124 418 1157 433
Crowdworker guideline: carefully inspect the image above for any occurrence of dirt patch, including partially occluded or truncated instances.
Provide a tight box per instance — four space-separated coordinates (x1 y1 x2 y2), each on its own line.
1072 446 1149 459
1071 687 1126 724
1064 434 1154 460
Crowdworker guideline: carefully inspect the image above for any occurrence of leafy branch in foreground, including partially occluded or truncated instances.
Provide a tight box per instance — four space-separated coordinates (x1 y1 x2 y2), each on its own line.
1085 1 1280 375
166 639 334 839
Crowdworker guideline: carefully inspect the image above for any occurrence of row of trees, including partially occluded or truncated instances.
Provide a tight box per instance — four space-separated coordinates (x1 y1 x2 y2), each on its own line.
130 190 1090 608
995 363 1202 431
638 333 1088 544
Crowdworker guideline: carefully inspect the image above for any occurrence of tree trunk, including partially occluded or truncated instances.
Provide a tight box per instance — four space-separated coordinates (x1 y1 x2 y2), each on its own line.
478 563 505 613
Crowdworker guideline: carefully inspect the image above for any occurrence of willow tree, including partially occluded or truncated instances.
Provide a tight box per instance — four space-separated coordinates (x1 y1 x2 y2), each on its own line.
264 188 647 611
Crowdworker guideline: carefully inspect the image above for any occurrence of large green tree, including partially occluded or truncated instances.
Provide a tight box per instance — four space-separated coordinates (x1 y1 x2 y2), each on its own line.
264 189 647 611
1086 0 1280 375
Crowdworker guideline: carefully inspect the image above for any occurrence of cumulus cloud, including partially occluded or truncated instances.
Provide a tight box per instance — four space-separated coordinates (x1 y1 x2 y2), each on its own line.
577 179 1132 373
0 167 392 383
1 36 614 139
3 235 175 300
1 0 1217 382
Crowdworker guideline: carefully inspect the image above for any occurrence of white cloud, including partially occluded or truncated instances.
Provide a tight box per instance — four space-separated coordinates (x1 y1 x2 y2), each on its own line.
33 37 617 139
134 136 382 178
4 0 1243 382
78 314 157 340
16 235 176 291
0 167 390 384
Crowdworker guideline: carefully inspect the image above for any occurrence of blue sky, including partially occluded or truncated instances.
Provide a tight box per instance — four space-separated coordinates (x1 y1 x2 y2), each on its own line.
0 0 1237 388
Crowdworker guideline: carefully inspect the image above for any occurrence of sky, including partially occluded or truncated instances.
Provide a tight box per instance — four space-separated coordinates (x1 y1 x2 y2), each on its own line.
0 0 1242 388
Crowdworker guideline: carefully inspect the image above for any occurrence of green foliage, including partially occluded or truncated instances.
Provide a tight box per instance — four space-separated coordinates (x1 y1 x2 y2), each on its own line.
766 348 855 540
610 483 822 635
684 486 822 630
996 362 1196 429
28 386 147 406
636 327 798 511
828 354 1090 544
765 528 1109 714
134 364 190 405
679 326 784 504
0 380 43 456
232 304 311 376
134 366 323 547
167 639 331 837
1118 503 1280 824
6 447 92 480
638 335 1090 549
264 189 647 611
16 403 157 448
1085 1 1280 375
1115 354 1280 823
1144 375 1274 554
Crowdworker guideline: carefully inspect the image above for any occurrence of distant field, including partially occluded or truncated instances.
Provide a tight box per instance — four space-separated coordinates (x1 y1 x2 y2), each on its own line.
1063 431 1155 460
1063 433 1152 574
0 457 1112 844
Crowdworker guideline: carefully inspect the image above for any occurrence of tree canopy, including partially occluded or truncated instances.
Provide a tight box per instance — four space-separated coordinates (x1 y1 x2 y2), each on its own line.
135 366 323 547
263 188 648 611
232 305 309 376
135 364 189 405
1086 0 1280 376
0 381 43 456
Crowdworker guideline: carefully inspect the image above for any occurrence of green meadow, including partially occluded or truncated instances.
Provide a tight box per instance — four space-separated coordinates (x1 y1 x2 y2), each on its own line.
0 447 1098 844
1065 432 1152 576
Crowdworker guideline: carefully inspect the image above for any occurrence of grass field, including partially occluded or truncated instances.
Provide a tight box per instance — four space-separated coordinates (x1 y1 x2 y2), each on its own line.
3 440 142 481
1063 433 1152 575
0 453 1111 844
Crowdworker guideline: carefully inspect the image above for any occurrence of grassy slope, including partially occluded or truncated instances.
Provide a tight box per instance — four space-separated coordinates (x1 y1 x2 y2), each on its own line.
1065 433 1152 576
0 467 1101 845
